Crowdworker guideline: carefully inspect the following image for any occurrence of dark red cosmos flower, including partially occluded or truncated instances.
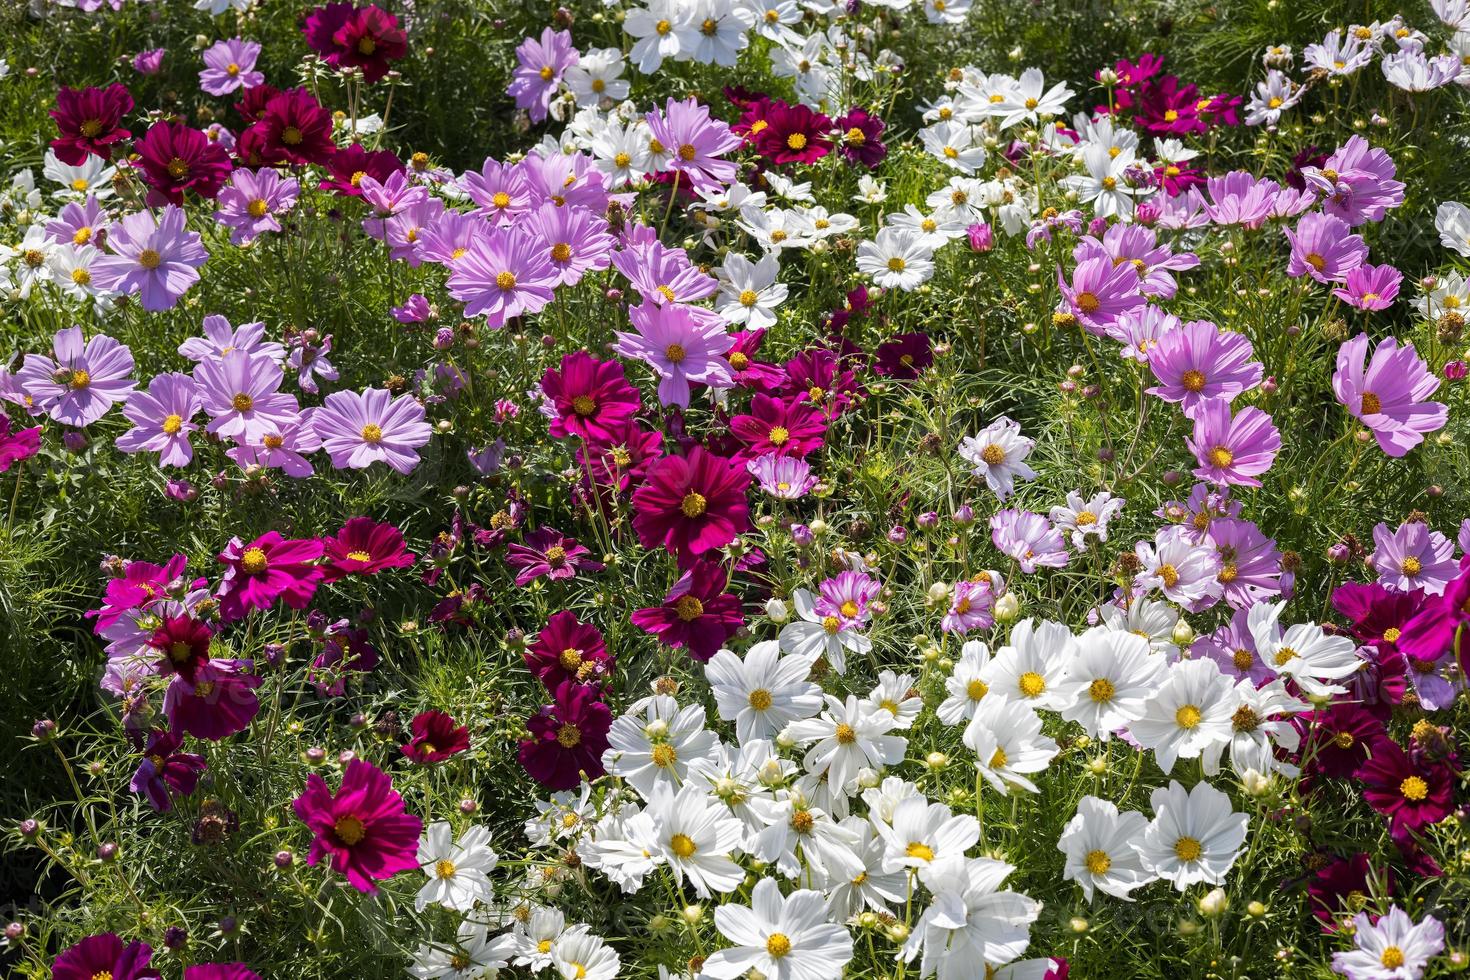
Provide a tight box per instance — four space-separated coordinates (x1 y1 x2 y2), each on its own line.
576 422 664 492
631 559 745 662
1356 740 1455 841
723 329 785 392
50 84 135 165
150 615 213 683
729 393 826 459
134 121 233 206
518 680 611 791
401 709 470 763
753 100 832 165
505 527 604 586
292 758 422 893
1331 581 1424 658
246 88 336 166
304 3 407 83
321 517 416 582
542 351 642 445
234 83 282 124
163 662 262 741
51 934 160 980
1306 853 1391 932
781 348 862 419
525 610 613 690
825 285 873 334
130 728 206 812
835 107 887 169
184 966 262 980
874 332 934 380
1301 703 1389 780
631 447 751 557
322 143 404 197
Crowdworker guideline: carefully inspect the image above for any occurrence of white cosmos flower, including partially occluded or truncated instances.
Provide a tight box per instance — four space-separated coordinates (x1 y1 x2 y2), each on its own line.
1049 490 1125 549
1055 627 1165 739
685 739 786 846
1095 595 1180 658
703 877 855 980
901 857 1040 980
563 47 630 106
925 175 987 222
827 816 907 917
674 0 754 67
645 782 745 897
50 244 107 303
1205 677 1308 778
416 822 498 912
923 0 970 25
959 416 1038 501
512 906 566 971
524 785 595 846
920 120 987 174
1063 142 1138 219
763 170 816 203
738 205 813 253
964 695 1058 795
1129 656 1238 774
937 639 995 725
1246 601 1361 698
589 118 651 186
1434 200 1470 256
854 174 888 204
43 149 115 199
1057 795 1154 901
1134 780 1247 891
753 795 864 883
980 617 1077 711
1331 905 1445 980
716 252 789 329
625 0 690 73
862 669 922 729
409 920 517 979
578 805 660 894
885 204 968 251
987 66 1074 129
785 694 906 794
874 796 980 887
856 227 934 291
861 775 924 826
779 588 872 674
706 640 822 744
745 0 804 45
602 695 718 798
551 925 620 980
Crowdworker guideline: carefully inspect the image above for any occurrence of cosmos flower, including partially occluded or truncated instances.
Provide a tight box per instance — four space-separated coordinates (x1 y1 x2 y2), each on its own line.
1332 263 1402 311
541 352 642 445
508 27 577 123
644 97 743 192
199 38 264 96
1331 905 1444 980
730 394 826 459
129 728 206 813
747 453 817 499
631 448 750 557
213 166 300 245
524 611 613 690
631 559 745 661
134 121 234 206
90 206 209 312
50 84 134 164
293 758 423 893
320 517 416 582
193 350 299 445
313 387 433 474
1135 780 1247 890
0 414 42 472
1186 401 1281 488
1356 741 1456 841
1057 254 1145 335
1283 212 1368 284
1146 319 1262 418
518 680 612 791
614 301 735 409
246 88 337 166
1332 333 1446 457
448 225 560 329
51 934 159 980
505 527 604 586
16 325 135 428
1370 520 1457 596
959 416 1037 500
215 531 324 621
990 509 1070 573
305 3 407 82
116 372 202 467
401 710 470 764
703 877 854 979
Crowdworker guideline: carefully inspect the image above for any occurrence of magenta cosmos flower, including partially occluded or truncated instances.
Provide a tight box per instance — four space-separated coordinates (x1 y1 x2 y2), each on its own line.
200 38 264 96
303 3 408 82
1332 333 1446 457
52 934 159 980
447 226 559 329
508 27 578 123
134 121 234 206
90 205 208 312
16 325 134 427
1146 319 1262 419
321 517 416 582
313 387 433 474
116 371 202 467
990 509 1070 573
293 758 422 893
1356 741 1455 842
1056 255 1145 335
214 166 299 245
216 531 324 621
505 527 604 586
0 415 41 472
1283 212 1367 284
1331 263 1401 311
525 611 613 690
613 301 734 409
193 350 299 444
185 966 261 980
730 393 827 459
518 680 612 791
644 97 743 192
50 83 134 164
632 447 751 557
541 351 641 444
631 558 745 661
1186 400 1280 488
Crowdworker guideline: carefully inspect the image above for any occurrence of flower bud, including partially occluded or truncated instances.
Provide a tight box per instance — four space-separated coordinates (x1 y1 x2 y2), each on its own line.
994 592 1020 624
764 597 790 623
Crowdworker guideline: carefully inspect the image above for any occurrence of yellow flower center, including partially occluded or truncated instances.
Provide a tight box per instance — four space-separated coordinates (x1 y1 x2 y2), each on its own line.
345 550 372 562
787 133 808 150
1158 564 1180 588
162 414 183 434
1101 176 1117 190
614 152 631 167
539 65 555 81
905 842 935 862
1181 369 1206 392
822 615 841 634
550 242 572 262
240 547 268 574
71 267 92 286
678 143 697 161
664 342 686 364
571 395 596 416
1274 646 1298 667
80 118 103 137
989 747 1008 768
1075 511 1097 526
1400 776 1429 801
1173 836 1202 861
886 256 906 272
1304 253 1326 272
1089 678 1115 703
834 723 857 744
655 17 672 33
1085 850 1112 875
1233 650 1254 671
361 423 383 443
669 832 697 857
846 127 865 144
138 249 162 270
333 815 366 846
1207 446 1234 469
559 647 582 671
1380 947 1405 969
435 858 457 879
739 289 758 307
980 443 1005 465
674 595 705 622
651 744 677 768
766 933 792 958
263 434 284 449
556 723 582 748
767 425 790 446
748 688 772 710
1175 704 1202 729
1018 671 1046 697
680 491 707 517
1075 291 1100 313
1382 627 1401 643
496 271 517 291
1401 557 1422 577
967 679 988 700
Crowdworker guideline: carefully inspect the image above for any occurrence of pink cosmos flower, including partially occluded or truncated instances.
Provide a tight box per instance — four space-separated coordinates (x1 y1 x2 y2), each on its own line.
1077 224 1199 299
730 393 826 459
1056 255 1145 335
45 196 109 248
179 314 284 363
293 758 422 893
815 569 881 629
613 301 734 409
216 531 324 620
507 27 578 123
611 237 719 307
415 210 488 268
1332 333 1446 457
1204 517 1283 608
1332 263 1401 311
1135 524 1223 611
505 527 604 586
460 158 532 226
312 387 433 474
16 325 135 427
199 38 264 96
1110 305 1179 363
1202 171 1279 228
540 351 641 444
90 206 208 311
747 453 817 499
1283 212 1367 283
1303 135 1405 226
225 417 321 478
941 578 995 634
989 509 1070 573
1146 319 1262 419
644 97 743 192
213 167 299 245
1371 520 1457 596
447 226 559 329
523 201 615 286
320 517 416 582
193 350 300 444
1186 400 1281 487
116 372 202 467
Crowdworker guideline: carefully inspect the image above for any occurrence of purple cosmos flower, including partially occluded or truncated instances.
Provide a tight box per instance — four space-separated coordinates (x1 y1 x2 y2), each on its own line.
508 27 578 123
1194 607 1272 684
748 453 817 499
941 577 995 634
1371 520 1457 596
225 417 321 478
990 509 1069 573
16 325 135 427
1303 135 1405 227
1204 517 1283 609
1332 333 1446 457
133 49 166 75
1202 171 1279 228
505 527 604 586
1056 255 1145 335
180 314 283 364
414 210 487 269
1146 319 1262 419
1135 524 1223 611
287 333 338 394
384 197 447 266
358 171 429 240
1332 263 1401 311
45 196 109 248
193 350 300 444
391 293 433 323
644 97 743 192
90 206 207 311
447 225 559 329
130 728 206 812
460 158 532 226
199 38 264 96
1283 212 1367 283
613 301 734 409
51 934 159 980
1078 224 1199 299
116 372 203 467
523 201 615 286
1186 400 1280 487
611 237 719 307
312 387 432 474
213 167 299 245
